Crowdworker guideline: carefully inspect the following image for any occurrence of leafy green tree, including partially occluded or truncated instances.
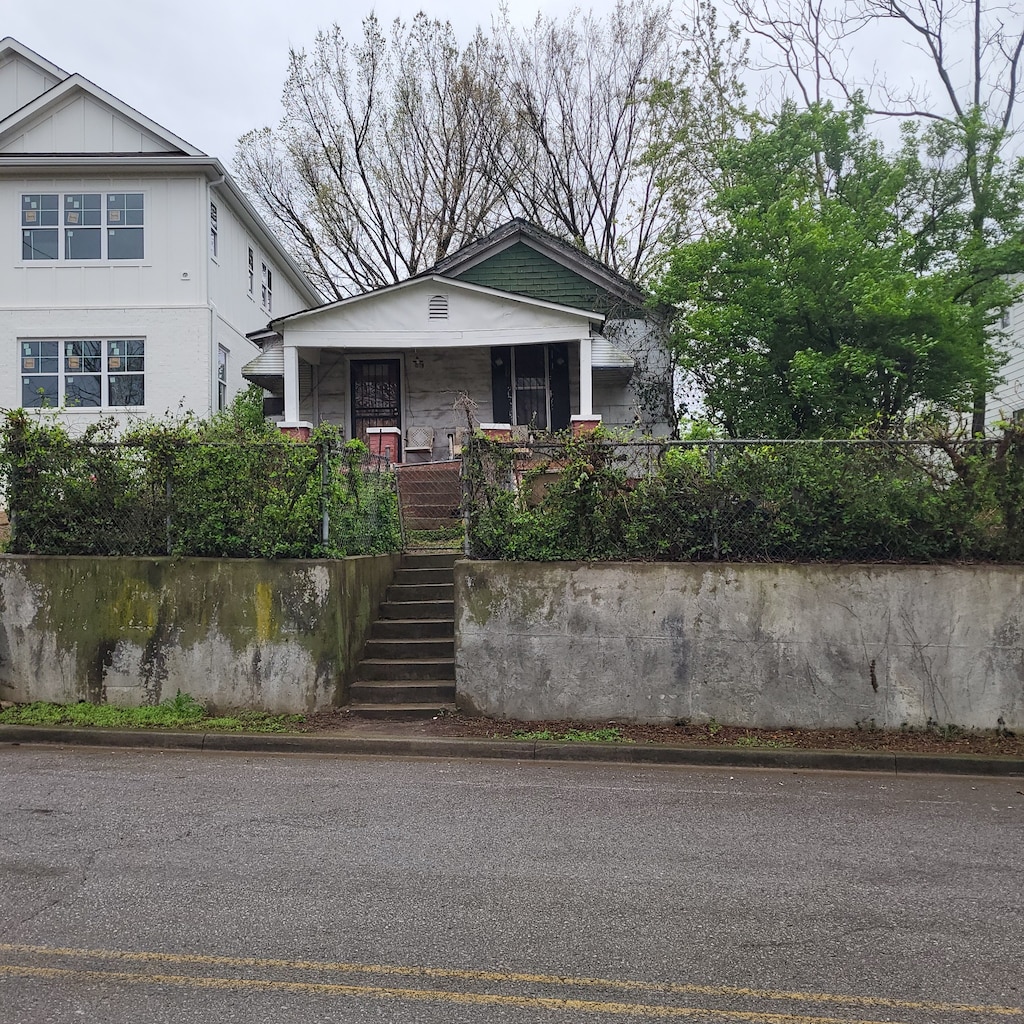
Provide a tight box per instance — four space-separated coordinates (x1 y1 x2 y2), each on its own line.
734 0 1024 433
656 102 997 437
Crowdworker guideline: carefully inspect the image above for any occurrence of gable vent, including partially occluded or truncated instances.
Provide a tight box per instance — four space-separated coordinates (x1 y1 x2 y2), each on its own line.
428 294 449 319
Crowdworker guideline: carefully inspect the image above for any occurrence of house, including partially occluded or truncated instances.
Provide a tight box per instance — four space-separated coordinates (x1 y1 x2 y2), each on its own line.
243 220 673 461
988 280 1024 429
0 38 320 427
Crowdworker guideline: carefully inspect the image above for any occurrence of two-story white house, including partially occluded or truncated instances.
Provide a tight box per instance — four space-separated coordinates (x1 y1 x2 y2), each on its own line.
0 38 320 427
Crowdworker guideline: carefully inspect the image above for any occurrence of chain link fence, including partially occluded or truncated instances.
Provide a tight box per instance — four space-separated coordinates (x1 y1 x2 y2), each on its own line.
1 435 402 558
462 433 1024 563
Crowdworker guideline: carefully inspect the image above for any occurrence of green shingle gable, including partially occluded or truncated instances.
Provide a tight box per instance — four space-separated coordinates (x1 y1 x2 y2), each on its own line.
452 242 646 319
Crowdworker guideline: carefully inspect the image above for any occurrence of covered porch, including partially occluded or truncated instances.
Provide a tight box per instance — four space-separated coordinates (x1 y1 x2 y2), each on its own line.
242 275 635 463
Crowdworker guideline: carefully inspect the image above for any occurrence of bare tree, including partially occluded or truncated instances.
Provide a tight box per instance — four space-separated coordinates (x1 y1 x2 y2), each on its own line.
732 0 1024 432
498 0 746 283
235 2 748 297
235 15 515 299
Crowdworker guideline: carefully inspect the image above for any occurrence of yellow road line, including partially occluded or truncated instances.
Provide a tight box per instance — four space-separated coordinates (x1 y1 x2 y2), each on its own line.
0 963 947 1022
0 944 1018 1018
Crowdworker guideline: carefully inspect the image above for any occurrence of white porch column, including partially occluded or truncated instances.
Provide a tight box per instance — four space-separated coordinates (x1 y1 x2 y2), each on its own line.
578 335 594 417
283 344 300 424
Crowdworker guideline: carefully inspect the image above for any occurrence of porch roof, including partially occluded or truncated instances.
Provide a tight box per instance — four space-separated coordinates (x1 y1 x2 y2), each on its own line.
266 275 605 352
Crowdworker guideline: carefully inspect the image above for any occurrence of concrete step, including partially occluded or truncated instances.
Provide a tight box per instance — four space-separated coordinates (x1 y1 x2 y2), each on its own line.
370 618 454 640
363 638 454 660
404 517 463 531
355 657 455 681
387 583 454 602
392 567 454 586
380 600 455 620
346 702 457 721
349 681 456 704
401 552 459 569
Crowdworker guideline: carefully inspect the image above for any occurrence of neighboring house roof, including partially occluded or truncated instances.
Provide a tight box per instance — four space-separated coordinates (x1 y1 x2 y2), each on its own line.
428 218 654 319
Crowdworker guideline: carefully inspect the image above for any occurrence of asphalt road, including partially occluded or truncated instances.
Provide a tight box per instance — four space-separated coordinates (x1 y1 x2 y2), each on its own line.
0 746 1021 1023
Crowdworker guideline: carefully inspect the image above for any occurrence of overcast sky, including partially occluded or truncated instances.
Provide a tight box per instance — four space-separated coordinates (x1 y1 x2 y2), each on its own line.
4 0 584 165
6 0 1016 165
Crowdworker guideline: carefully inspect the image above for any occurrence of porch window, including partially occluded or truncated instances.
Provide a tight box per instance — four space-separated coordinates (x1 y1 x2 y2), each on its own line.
491 343 570 432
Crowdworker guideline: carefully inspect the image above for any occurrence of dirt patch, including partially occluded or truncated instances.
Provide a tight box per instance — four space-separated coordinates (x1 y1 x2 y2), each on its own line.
300 708 1023 757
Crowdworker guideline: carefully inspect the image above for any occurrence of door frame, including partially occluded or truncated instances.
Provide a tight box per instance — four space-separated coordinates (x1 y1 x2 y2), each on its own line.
350 357 402 455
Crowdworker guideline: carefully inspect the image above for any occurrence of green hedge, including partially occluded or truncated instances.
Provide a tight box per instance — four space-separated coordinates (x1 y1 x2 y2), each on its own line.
0 390 401 559
465 427 1024 562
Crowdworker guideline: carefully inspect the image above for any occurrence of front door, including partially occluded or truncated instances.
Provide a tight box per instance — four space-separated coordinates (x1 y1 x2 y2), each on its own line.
351 359 402 453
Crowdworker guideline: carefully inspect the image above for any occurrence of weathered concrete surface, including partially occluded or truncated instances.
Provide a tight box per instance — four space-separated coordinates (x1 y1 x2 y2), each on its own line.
455 561 1024 729
0 553 400 713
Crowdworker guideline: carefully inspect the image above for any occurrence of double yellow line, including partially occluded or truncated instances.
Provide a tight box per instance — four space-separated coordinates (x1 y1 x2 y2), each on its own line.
0 943 1019 1020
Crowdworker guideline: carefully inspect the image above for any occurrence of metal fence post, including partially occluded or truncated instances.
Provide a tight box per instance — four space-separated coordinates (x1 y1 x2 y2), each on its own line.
461 440 471 558
320 437 330 548
707 443 720 561
165 471 172 556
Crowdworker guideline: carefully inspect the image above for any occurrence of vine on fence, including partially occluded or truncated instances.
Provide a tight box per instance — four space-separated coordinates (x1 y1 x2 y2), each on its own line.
0 389 401 558
464 424 1024 562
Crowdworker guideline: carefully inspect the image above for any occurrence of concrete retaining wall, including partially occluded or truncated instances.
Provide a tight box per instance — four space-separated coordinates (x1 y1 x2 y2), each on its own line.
455 561 1024 729
0 554 401 713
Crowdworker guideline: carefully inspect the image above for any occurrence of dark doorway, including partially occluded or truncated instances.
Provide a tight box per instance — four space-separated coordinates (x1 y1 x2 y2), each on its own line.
351 359 401 453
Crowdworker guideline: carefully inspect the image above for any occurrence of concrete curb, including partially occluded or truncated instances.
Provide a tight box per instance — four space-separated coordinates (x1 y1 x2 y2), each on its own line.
2 725 1023 776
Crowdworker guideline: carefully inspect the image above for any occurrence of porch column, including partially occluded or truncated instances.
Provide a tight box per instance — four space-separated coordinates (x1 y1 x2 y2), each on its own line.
283 345 300 424
578 336 594 417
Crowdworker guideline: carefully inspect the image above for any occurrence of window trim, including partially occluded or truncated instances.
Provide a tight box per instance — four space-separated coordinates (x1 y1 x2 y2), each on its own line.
217 345 228 411
261 260 273 313
210 201 219 261
20 190 146 264
19 337 146 410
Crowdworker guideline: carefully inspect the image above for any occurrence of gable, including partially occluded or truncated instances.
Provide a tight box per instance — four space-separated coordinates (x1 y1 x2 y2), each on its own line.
278 276 601 348
0 50 63 122
0 88 183 154
452 241 647 319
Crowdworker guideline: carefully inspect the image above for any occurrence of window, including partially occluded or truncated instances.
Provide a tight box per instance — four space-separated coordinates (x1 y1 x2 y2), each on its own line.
261 261 272 313
490 343 570 432
21 192 144 261
247 246 254 295
511 345 549 428
20 339 145 408
217 346 228 411
210 202 219 259
21 194 57 259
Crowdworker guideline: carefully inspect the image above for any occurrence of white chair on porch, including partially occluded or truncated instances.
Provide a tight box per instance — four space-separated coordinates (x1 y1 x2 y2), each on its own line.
404 426 435 463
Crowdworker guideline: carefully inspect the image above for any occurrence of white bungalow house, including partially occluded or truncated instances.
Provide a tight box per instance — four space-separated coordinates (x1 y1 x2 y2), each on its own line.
0 38 320 426
243 220 673 460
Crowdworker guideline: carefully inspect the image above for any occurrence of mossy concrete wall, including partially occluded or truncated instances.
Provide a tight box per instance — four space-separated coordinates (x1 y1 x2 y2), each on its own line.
455 561 1024 730
0 554 401 713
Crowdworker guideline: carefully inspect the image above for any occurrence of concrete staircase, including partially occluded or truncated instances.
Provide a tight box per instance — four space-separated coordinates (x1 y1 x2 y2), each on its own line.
348 551 458 719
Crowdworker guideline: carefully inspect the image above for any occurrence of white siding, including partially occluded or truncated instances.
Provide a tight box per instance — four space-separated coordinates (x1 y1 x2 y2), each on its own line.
207 195 310 333
989 283 1024 427
2 173 207 307
0 52 61 121
1 305 213 428
0 92 179 153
